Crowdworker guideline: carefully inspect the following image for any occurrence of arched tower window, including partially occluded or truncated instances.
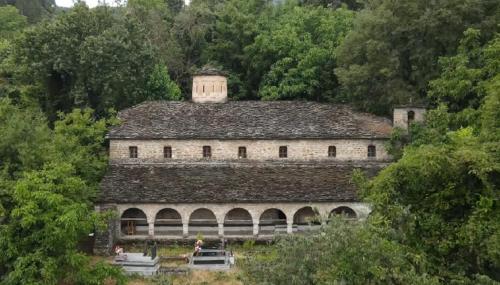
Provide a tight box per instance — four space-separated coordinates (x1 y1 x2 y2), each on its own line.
407 110 415 126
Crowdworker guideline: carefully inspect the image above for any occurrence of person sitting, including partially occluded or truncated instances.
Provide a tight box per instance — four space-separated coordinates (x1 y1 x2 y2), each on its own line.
194 240 203 256
114 245 127 261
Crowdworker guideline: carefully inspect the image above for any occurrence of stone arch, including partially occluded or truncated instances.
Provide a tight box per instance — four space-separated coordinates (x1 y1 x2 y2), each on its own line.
224 208 253 236
330 206 357 220
293 207 321 233
121 208 148 236
154 208 182 236
259 208 287 235
188 208 218 237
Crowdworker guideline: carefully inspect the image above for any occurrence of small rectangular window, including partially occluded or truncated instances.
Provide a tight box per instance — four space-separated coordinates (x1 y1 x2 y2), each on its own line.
368 145 376 158
129 146 138 158
203 146 211 158
279 146 287 158
164 146 172 158
328 146 336 157
238 147 247 159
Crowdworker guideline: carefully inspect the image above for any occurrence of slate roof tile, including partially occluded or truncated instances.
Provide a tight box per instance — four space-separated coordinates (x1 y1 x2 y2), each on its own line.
99 162 387 203
108 101 393 139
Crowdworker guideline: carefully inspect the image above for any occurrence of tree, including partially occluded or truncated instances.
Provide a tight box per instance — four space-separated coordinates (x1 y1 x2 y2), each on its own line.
361 30 500 282
0 5 26 101
335 0 500 115
0 99 123 283
243 219 439 285
428 29 500 126
300 0 363 10
168 0 218 93
0 163 125 285
165 0 183 14
12 3 161 120
362 128 499 282
0 5 26 40
145 64 182 101
247 5 354 102
0 98 51 225
206 0 273 99
0 0 55 23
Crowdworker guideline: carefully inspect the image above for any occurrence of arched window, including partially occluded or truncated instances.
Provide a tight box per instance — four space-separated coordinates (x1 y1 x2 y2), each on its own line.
407 110 415 126
328 146 336 157
367 145 376 158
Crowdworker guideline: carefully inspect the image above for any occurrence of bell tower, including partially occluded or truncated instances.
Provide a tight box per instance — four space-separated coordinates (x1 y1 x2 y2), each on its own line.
192 66 227 103
393 106 426 130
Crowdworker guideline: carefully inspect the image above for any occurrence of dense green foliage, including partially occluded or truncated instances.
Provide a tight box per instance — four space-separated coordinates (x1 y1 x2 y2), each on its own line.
0 0 54 23
14 4 175 120
243 219 440 285
248 5 354 101
0 0 498 283
0 100 125 284
335 0 499 115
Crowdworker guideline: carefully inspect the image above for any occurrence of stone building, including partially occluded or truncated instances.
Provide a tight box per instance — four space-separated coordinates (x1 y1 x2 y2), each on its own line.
95 69 425 252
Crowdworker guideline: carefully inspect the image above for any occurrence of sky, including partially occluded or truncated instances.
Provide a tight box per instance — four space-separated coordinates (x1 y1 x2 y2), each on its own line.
55 0 189 8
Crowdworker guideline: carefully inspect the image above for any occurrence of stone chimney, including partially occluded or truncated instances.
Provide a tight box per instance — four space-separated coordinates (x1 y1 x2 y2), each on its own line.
393 106 426 130
192 66 227 103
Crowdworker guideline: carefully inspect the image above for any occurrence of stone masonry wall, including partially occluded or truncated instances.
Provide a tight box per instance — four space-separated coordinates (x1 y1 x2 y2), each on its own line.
93 204 118 255
192 75 228 103
109 139 390 162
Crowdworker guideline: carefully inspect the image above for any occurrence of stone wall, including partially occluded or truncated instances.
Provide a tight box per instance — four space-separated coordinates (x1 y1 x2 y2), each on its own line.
94 205 118 255
109 139 390 162
192 75 227 103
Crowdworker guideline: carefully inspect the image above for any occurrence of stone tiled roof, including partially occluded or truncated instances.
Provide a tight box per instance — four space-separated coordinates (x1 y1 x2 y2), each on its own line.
108 101 393 139
99 162 386 204
194 65 226 76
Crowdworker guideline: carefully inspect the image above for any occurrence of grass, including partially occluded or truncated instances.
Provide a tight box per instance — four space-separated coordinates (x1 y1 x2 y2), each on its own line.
128 270 244 285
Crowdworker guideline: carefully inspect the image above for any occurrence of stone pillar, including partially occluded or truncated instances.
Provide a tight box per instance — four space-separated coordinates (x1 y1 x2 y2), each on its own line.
253 223 259 236
94 204 118 256
148 223 155 237
218 223 224 237
182 223 189 238
287 222 293 234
